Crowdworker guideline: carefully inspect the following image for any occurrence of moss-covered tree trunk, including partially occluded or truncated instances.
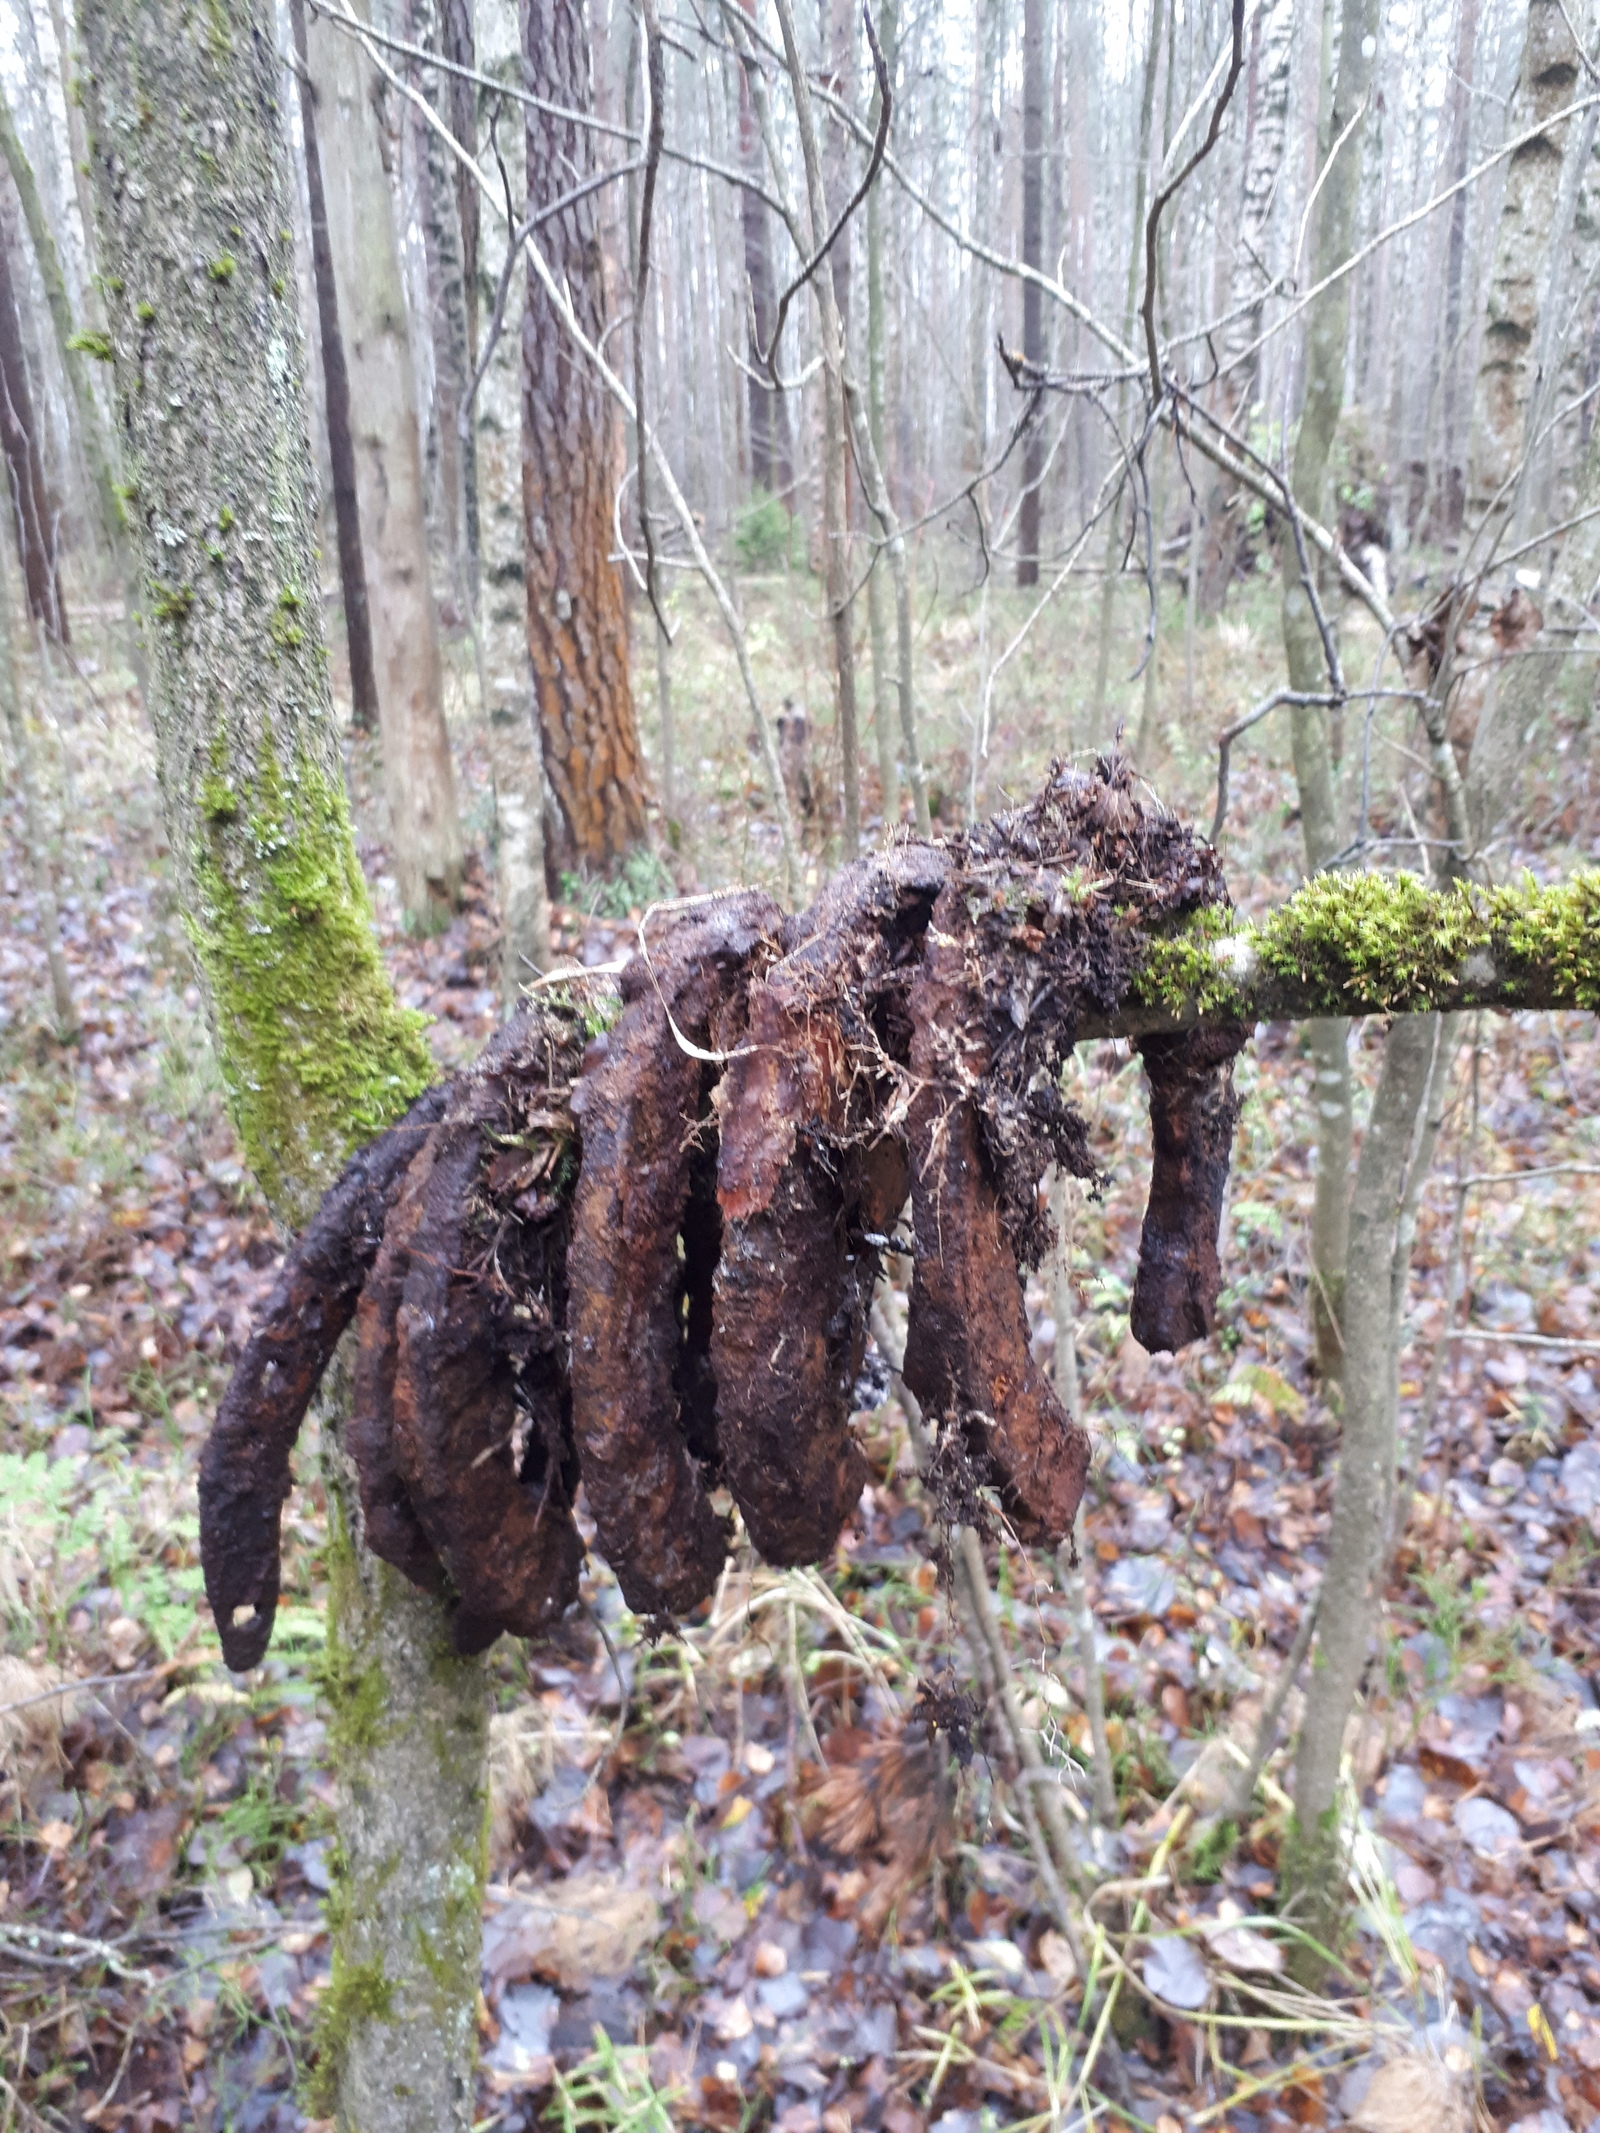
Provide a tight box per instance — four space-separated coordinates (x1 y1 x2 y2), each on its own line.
76 7 487 2125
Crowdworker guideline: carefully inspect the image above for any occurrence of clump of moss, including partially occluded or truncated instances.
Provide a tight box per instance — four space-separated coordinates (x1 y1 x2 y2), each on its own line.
189 740 435 1222
1252 870 1483 1011
1130 867 1600 1021
305 1951 394 2116
1490 870 1600 1012
66 328 114 361
1129 901 1244 1017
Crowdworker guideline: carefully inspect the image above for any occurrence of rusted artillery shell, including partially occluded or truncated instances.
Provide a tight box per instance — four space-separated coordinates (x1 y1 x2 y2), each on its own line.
712 851 941 1563
568 891 781 1618
199 1083 447 1671
390 1123 582 1652
902 881 1089 1544
1129 1023 1247 1352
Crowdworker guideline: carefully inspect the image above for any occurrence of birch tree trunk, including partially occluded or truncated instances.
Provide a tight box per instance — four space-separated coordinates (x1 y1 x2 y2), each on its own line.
1278 0 1379 1379
523 0 649 877
76 10 487 2126
476 0 552 994
306 0 466 929
1467 0 1586 529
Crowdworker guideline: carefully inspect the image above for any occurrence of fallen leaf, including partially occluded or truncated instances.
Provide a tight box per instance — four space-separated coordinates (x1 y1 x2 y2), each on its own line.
481 1872 660 1990
1142 1933 1209 2009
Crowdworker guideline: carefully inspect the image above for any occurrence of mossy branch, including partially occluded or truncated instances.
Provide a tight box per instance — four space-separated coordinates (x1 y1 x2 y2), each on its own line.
1114 868 1600 1035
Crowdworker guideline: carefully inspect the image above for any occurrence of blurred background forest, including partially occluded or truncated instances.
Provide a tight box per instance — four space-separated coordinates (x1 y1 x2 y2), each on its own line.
0 0 1598 2127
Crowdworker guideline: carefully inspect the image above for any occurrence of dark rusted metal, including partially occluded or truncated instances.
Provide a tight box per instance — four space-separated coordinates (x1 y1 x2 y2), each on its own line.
200 767 1250 1664
1130 1022 1247 1352
567 892 782 1618
199 1083 447 1671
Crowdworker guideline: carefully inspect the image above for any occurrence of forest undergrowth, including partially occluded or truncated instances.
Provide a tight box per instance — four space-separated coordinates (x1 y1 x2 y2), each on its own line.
1 574 1598 2133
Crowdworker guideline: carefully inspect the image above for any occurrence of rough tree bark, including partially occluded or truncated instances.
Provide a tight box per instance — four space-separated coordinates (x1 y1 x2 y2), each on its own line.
475 0 552 994
523 0 649 878
76 8 486 2127
0 213 65 643
1277 0 1379 1379
306 0 466 930
289 0 381 734
1467 0 1587 528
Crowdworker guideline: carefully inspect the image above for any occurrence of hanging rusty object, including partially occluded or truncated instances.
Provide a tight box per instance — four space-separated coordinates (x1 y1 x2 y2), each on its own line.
200 762 1247 1668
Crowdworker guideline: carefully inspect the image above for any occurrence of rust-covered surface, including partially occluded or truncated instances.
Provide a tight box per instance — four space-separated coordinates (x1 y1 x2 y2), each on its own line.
712 855 939 1564
568 892 781 1617
1130 1023 1248 1352
199 1084 447 1671
199 765 1248 1661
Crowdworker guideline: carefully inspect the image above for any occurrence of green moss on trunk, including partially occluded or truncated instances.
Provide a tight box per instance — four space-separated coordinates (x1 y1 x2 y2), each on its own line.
191 741 433 1223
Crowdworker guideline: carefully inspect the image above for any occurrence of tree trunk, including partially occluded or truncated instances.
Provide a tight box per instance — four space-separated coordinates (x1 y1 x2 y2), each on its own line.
1284 1014 1455 1964
0 94 147 691
0 216 66 643
306 0 466 930
1016 0 1046 587
290 0 381 735
0 511 73 1040
738 1 791 503
1278 0 1379 1378
1467 0 1586 529
866 0 899 830
523 0 649 879
76 9 487 2126
410 0 476 604
475 0 553 995
1199 0 1292 610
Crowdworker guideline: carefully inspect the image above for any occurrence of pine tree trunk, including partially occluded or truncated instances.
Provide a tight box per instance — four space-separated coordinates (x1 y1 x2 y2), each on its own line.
289 0 381 734
476 0 553 996
523 0 649 877
76 9 486 2124
306 0 466 929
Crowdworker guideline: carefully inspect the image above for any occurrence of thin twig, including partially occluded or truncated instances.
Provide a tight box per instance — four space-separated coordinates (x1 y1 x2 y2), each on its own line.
1224 1592 1320 1822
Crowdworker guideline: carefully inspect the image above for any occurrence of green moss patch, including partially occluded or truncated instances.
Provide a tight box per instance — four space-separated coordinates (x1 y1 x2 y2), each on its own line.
189 742 434 1222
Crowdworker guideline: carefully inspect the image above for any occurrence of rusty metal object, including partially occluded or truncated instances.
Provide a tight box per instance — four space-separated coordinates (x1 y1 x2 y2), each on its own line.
902 879 1090 1544
1130 1023 1247 1352
199 1082 447 1672
200 767 1250 1664
568 892 781 1617
712 852 941 1563
350 1128 451 1602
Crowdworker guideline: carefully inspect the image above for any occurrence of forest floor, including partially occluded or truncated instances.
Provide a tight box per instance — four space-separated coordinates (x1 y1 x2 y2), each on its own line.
1 565 1599 2133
